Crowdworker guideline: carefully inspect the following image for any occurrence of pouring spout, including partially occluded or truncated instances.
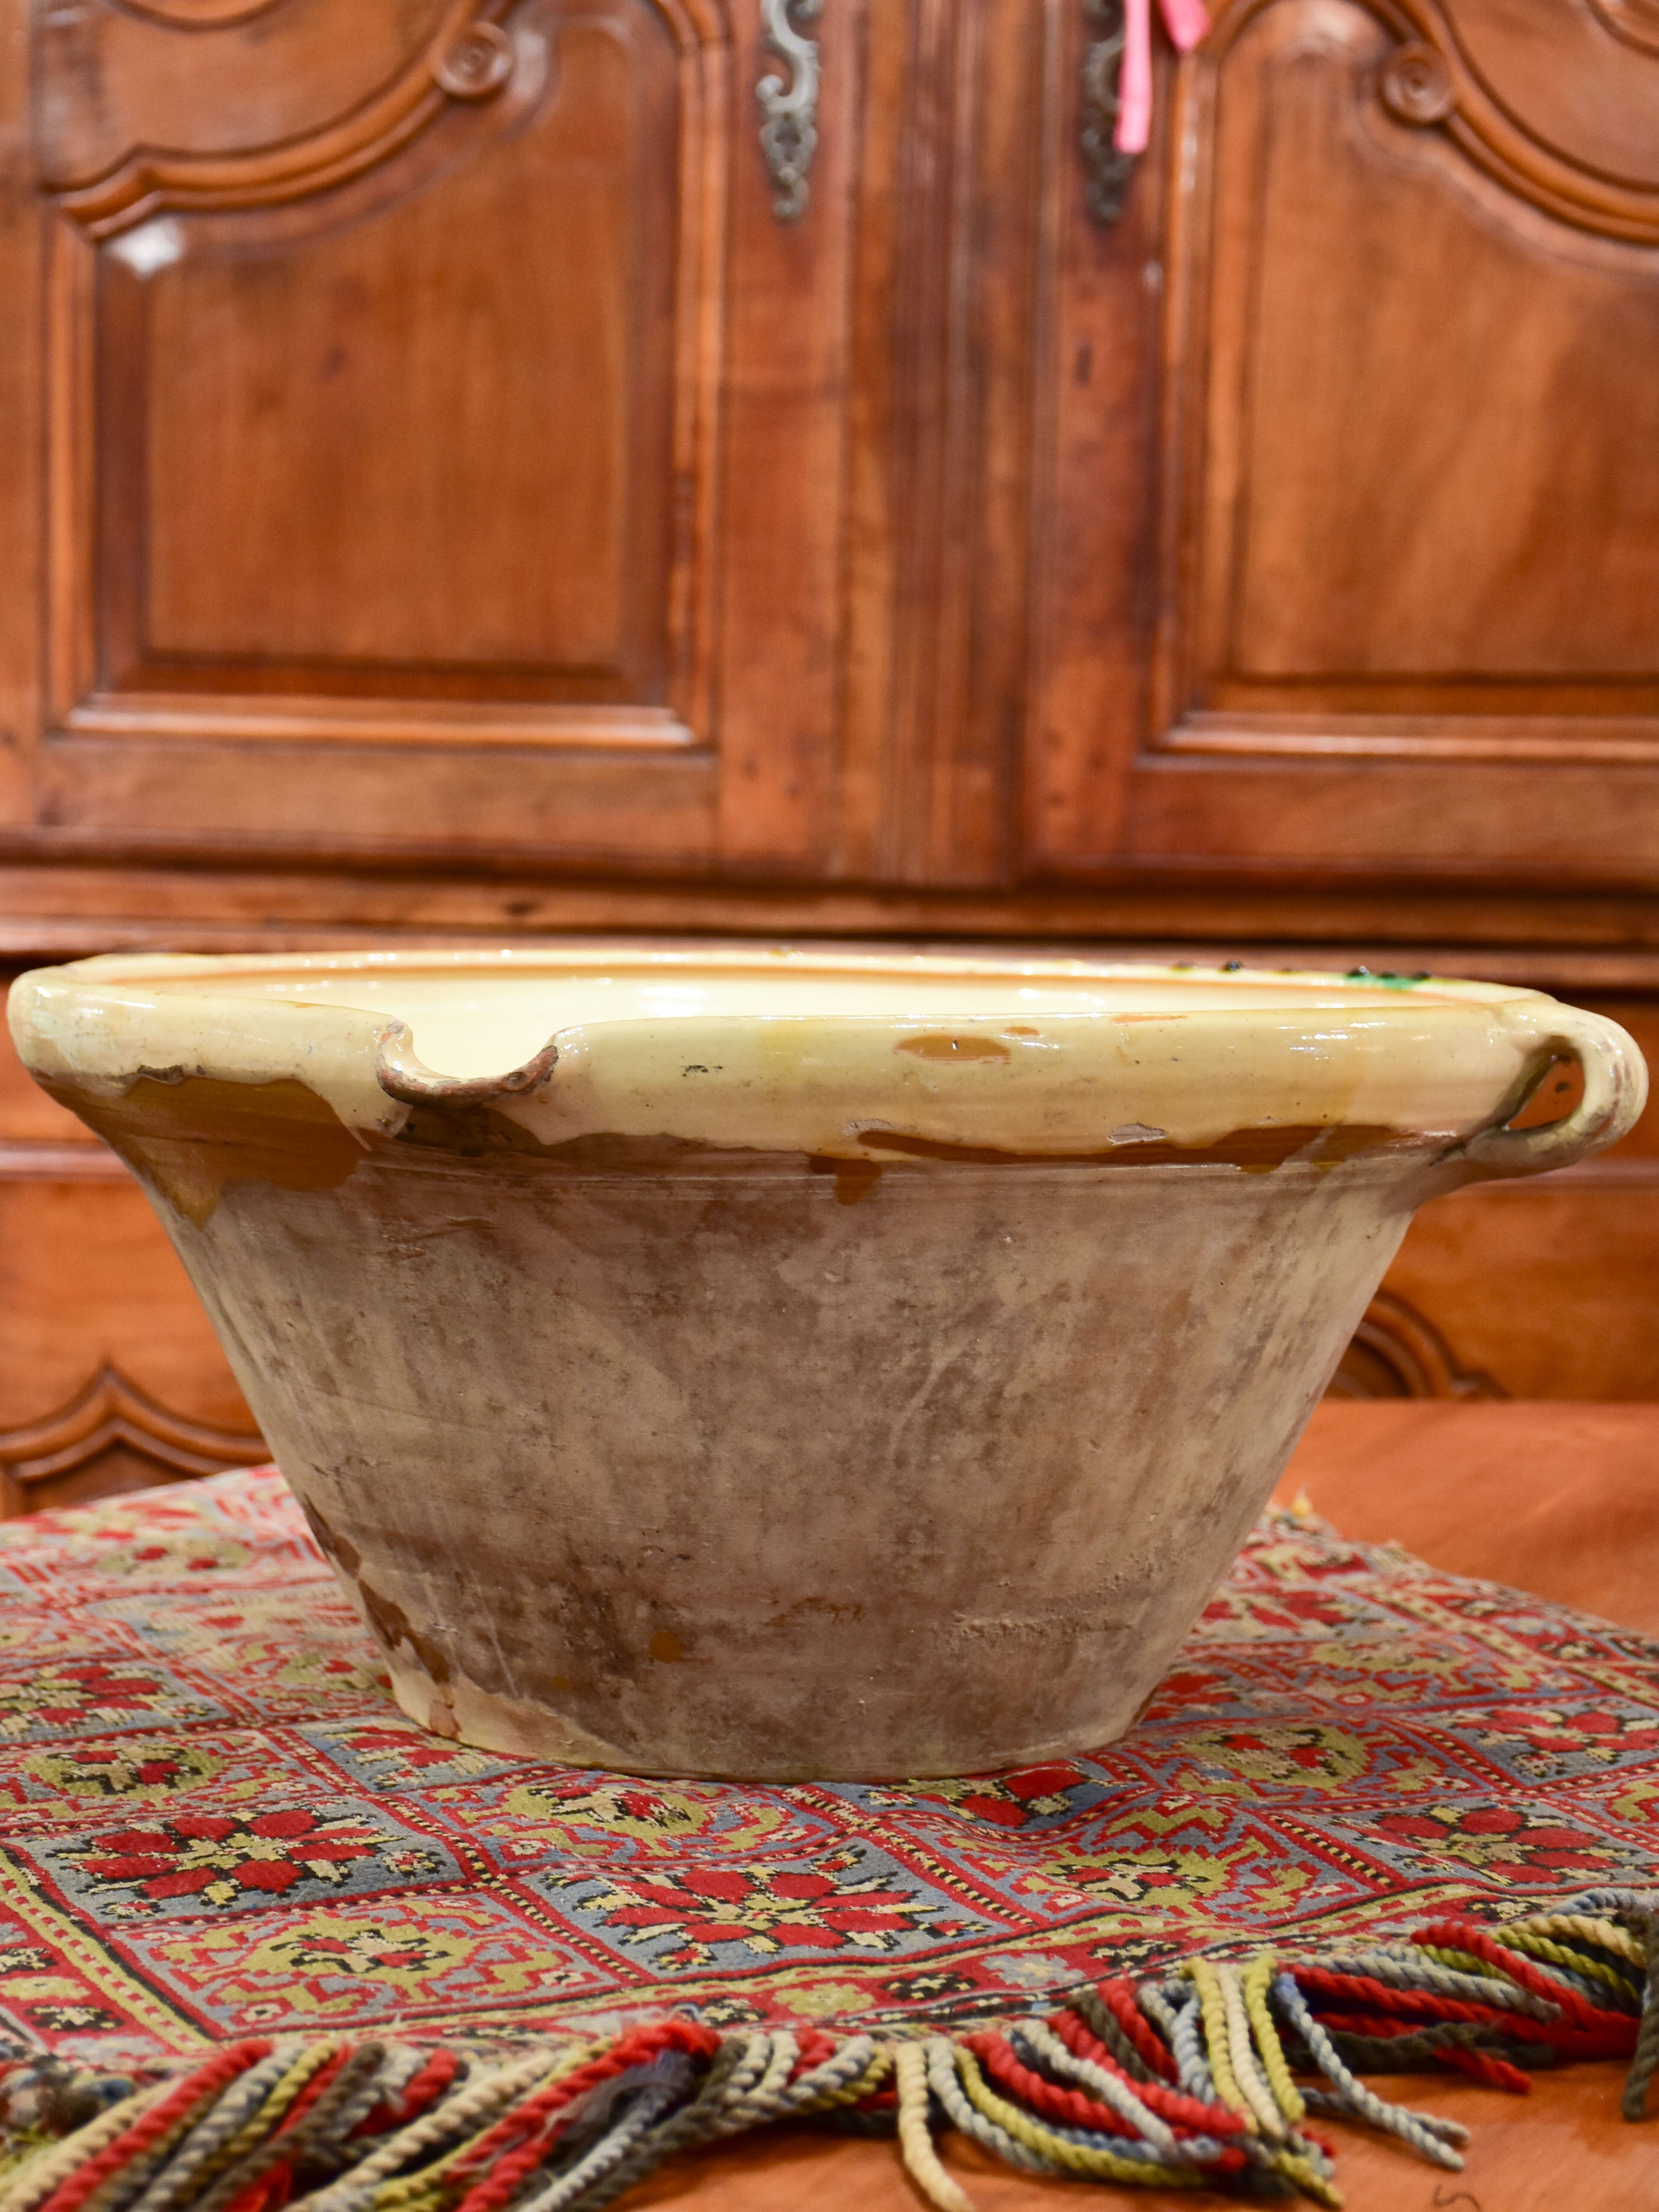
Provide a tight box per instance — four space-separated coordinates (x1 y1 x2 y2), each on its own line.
374 1022 562 1106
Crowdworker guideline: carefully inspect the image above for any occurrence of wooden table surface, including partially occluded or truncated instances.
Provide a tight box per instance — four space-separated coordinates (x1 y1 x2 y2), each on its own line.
627 1400 1659 2210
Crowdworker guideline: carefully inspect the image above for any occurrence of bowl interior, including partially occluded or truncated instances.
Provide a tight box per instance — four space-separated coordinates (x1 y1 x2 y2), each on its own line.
129 948 1490 1083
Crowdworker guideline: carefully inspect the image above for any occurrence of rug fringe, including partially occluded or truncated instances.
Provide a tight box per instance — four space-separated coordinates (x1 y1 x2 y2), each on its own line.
3 1889 1656 2211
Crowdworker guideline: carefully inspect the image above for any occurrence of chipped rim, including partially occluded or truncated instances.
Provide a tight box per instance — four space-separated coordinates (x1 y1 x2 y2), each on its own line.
8 943 1648 1181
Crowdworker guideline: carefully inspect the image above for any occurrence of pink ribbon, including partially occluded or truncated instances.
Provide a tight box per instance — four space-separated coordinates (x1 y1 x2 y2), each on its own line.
1115 0 1210 156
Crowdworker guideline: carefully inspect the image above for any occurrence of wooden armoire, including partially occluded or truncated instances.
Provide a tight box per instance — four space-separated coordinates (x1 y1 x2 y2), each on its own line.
2 0 1657 1512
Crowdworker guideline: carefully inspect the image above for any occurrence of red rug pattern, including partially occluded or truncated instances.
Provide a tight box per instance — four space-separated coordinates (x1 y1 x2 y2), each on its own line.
2 1467 1657 2071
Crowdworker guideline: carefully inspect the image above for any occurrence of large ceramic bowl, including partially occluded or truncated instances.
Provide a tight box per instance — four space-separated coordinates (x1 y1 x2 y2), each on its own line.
11 946 1646 1779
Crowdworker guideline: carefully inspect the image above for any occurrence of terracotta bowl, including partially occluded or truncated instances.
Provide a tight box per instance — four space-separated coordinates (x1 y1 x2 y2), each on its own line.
11 946 1646 1779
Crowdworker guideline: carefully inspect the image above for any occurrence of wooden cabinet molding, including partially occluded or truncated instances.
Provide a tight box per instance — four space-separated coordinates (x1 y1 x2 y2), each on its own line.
0 1365 265 1518
41 0 727 765
12 872 1659 989
7 0 1659 907
0 970 264 1517
1327 1289 1504 1402
16 0 871 880
41 2 524 234
1030 0 1659 884
1394 0 1659 242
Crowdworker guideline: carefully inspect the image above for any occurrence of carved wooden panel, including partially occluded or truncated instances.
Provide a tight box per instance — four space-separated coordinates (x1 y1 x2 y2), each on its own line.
1327 1292 1504 1400
0 974 263 1518
0 1165 267 1518
60 2 691 717
0 1368 265 1518
1355 993 1659 1399
1374 1165 1659 1399
1178 1 1659 705
42 0 710 758
118 37 680 701
1029 0 1659 881
27 0 860 871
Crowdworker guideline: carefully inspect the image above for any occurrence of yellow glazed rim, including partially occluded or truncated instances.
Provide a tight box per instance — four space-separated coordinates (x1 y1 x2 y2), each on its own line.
8 942 1647 1179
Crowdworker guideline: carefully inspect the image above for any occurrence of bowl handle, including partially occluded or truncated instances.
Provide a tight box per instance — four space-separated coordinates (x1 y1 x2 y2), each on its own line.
1458 1004 1648 1180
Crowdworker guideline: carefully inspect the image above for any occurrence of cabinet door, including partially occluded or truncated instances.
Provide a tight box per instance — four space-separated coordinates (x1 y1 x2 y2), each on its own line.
18 0 855 874
1029 0 1659 884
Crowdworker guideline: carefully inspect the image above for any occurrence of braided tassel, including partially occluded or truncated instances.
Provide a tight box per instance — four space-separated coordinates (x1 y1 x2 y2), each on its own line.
1 1891 1657 2212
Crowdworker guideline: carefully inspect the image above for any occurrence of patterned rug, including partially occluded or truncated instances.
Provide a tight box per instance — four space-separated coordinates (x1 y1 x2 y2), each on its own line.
2 1467 1658 2205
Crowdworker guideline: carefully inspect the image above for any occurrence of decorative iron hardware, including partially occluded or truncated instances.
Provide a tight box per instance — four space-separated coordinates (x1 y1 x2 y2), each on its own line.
756 0 821 222
1080 0 1137 225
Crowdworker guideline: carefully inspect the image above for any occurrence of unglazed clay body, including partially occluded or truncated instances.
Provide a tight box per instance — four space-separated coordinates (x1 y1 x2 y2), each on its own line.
11 946 1647 1778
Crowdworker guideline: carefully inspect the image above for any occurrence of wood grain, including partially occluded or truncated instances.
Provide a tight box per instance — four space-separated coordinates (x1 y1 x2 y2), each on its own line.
135 18 676 687
1048 0 1659 878
1378 1172 1659 1400
9 0 1659 890
0 1173 257 1462
35 0 454 211
608 2064 1647 2211
0 1363 264 1516
0 0 38 831
13 871 1659 970
29 0 852 870
1276 1399 1659 1638
1194 11 1659 691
